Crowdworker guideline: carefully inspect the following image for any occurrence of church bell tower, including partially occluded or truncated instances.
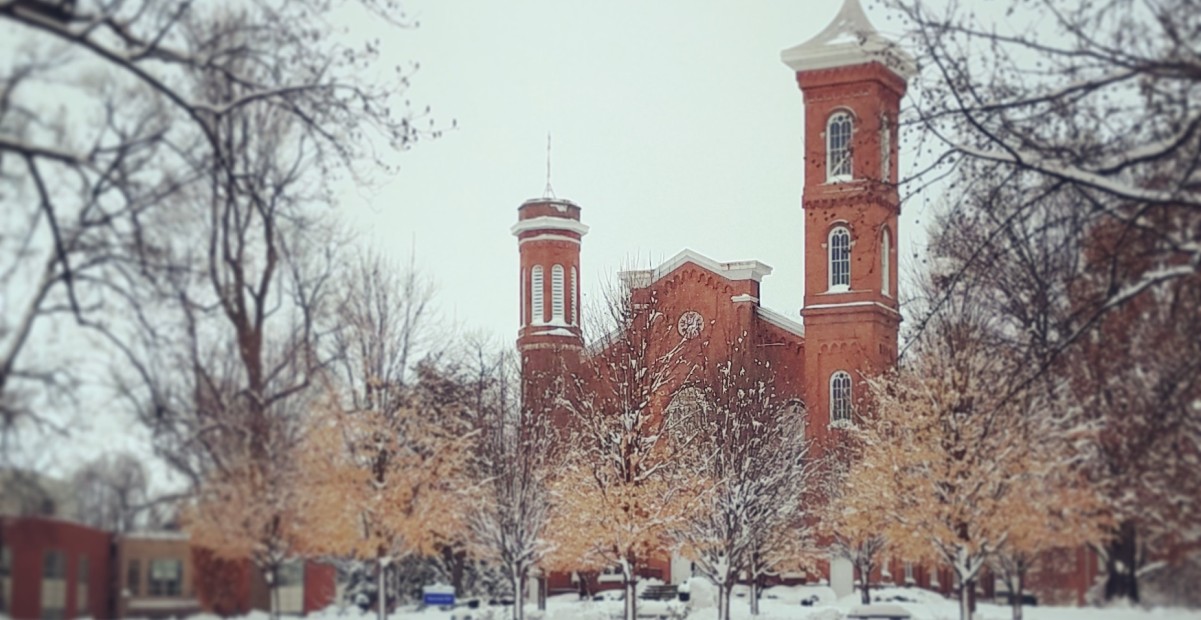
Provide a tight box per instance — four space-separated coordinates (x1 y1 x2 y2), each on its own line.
513 196 587 424
783 0 914 440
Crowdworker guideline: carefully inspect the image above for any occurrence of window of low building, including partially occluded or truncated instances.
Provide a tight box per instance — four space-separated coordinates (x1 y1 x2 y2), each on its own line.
276 560 305 615
77 556 89 612
127 559 141 597
41 550 66 620
0 546 12 613
149 558 182 597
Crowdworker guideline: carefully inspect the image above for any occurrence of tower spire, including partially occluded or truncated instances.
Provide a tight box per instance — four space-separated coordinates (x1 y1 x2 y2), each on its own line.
543 133 556 199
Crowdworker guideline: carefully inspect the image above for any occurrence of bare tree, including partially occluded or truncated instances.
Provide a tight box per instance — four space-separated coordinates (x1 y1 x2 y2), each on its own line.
916 96 1201 605
672 332 815 619
71 452 150 533
332 250 437 403
461 342 554 620
548 284 704 620
897 0 1201 597
897 0 1200 308
0 0 439 460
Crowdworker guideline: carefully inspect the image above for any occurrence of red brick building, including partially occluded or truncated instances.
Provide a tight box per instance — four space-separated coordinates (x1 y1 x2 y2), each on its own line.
0 516 113 620
514 0 909 599
0 514 336 619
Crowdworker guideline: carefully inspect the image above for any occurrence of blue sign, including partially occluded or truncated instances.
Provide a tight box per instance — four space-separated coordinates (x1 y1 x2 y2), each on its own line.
423 592 456 606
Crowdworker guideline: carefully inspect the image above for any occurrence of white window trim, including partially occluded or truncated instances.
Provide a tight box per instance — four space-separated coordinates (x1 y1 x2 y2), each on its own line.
880 115 891 182
882 228 891 298
826 111 854 183
828 226 852 292
598 565 623 583
571 266 578 326
530 265 544 325
551 264 566 324
829 371 853 427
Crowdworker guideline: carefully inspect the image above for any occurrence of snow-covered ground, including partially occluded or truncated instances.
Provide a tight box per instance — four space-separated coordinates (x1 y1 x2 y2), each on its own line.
159 586 1200 620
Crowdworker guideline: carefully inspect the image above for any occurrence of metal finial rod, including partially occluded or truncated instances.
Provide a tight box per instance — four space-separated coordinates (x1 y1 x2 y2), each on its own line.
543 133 556 198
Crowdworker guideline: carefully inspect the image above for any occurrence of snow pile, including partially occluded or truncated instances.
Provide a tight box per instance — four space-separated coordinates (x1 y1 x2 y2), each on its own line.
762 584 839 606
686 576 718 610
141 597 1201 620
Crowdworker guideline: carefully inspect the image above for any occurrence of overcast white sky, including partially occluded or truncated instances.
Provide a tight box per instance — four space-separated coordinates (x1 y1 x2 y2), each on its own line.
11 0 937 479
333 0 929 344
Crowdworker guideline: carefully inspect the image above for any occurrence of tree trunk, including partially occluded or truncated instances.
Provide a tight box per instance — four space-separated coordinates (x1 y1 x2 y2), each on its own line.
442 546 467 596
514 569 526 620
1011 571 1024 620
1105 520 1140 603
858 560 872 605
624 578 637 620
537 574 547 610
717 581 731 620
750 572 762 616
377 556 386 620
959 578 973 620
269 565 280 620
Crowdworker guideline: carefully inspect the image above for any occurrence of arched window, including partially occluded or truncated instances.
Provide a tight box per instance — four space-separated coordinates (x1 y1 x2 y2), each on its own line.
530 265 544 324
830 371 852 425
520 267 526 325
665 387 708 445
828 226 851 290
880 115 891 181
551 264 565 322
781 399 806 441
571 266 578 326
881 227 891 297
827 111 853 181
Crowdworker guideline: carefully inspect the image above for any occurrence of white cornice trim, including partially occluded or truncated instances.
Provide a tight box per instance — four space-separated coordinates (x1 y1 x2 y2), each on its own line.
731 294 759 303
803 300 900 316
518 234 581 246
779 0 916 77
621 248 773 289
530 326 578 338
520 197 580 210
758 306 805 338
511 216 590 237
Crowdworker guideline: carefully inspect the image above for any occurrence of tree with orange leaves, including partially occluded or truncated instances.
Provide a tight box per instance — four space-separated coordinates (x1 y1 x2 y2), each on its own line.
843 304 1106 620
301 371 474 620
185 449 310 619
820 454 899 606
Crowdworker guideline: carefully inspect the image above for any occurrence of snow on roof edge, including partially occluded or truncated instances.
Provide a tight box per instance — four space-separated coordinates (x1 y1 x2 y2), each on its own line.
757 306 805 339
619 249 773 289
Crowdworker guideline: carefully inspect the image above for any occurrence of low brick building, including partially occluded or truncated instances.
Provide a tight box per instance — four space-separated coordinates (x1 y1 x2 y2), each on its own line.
116 532 201 619
0 516 113 620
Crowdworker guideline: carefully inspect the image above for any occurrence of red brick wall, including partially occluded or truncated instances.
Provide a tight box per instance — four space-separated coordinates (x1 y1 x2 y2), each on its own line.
1 516 114 619
795 61 904 462
191 547 252 617
302 561 336 614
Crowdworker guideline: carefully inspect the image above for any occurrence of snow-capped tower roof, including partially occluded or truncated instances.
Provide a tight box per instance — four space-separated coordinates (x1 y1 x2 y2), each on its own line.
780 0 915 78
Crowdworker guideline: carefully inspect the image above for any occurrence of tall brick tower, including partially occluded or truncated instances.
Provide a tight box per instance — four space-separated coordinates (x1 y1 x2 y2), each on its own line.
783 0 914 440
512 197 587 419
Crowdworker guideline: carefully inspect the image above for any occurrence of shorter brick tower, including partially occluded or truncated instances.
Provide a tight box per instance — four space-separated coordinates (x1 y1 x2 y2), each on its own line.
512 197 587 420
